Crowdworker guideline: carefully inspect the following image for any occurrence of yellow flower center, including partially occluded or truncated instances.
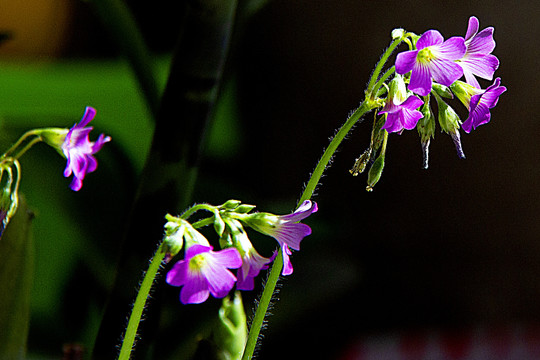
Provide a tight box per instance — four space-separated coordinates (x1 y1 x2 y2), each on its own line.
189 253 206 270
417 47 435 64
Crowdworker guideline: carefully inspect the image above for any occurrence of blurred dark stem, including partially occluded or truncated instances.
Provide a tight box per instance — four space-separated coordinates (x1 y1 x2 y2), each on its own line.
90 0 161 119
92 0 238 358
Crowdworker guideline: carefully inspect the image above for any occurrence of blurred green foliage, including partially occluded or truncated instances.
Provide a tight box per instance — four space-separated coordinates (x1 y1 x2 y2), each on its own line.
0 57 242 357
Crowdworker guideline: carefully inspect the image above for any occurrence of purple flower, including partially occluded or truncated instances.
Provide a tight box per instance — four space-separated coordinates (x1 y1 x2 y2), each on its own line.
166 244 242 304
227 219 271 291
459 16 499 89
379 95 424 133
462 77 506 133
236 246 271 291
245 200 318 276
396 30 466 96
62 107 111 191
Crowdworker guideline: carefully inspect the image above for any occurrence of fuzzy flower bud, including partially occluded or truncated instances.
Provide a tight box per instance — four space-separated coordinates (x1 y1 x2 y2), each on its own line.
436 98 465 159
417 100 436 169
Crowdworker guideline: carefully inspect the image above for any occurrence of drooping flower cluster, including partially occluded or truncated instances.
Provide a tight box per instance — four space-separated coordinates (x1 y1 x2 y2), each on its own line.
163 200 318 304
352 16 505 189
392 16 505 155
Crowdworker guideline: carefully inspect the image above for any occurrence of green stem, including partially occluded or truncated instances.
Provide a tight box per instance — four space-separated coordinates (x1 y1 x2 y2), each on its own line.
366 37 405 97
117 244 166 360
2 130 40 159
241 100 375 360
242 34 407 360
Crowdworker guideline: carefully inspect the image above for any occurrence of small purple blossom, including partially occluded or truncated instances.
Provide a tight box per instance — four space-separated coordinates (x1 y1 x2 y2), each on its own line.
166 244 242 304
379 95 424 133
459 16 499 89
227 219 271 291
62 107 111 191
462 77 506 133
237 246 271 291
246 200 318 276
396 30 466 96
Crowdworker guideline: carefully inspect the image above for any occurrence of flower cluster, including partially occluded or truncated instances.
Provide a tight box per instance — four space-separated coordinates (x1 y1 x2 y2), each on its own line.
352 16 505 189
163 200 318 304
392 16 505 159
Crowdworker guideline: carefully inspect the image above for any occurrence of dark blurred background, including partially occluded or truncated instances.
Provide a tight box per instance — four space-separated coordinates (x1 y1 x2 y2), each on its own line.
0 0 536 359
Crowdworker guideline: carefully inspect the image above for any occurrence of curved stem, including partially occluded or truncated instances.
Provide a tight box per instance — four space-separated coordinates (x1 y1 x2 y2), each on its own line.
117 244 166 360
366 36 405 97
13 137 43 160
2 130 40 159
241 36 407 358
242 100 375 360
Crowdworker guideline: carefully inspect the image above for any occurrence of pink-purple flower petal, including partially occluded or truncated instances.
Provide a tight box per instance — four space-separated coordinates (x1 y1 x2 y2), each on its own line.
416 30 444 49
166 244 242 304
62 107 111 191
462 78 506 133
380 95 424 133
460 17 499 88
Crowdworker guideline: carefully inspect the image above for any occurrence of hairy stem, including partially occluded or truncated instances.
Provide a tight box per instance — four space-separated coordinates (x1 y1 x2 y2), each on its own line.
117 245 166 360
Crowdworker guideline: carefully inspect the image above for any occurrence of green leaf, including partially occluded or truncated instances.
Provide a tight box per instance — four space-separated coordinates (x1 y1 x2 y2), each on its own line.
0 196 34 359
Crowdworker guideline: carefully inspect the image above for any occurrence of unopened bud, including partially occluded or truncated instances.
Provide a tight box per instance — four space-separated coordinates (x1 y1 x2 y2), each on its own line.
366 154 385 192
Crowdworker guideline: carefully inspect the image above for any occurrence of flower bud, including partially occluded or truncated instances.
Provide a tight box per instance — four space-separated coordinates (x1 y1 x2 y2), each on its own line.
437 98 466 159
417 101 436 169
234 204 256 214
432 83 454 99
388 74 408 104
366 153 385 192
391 28 405 39
163 222 185 259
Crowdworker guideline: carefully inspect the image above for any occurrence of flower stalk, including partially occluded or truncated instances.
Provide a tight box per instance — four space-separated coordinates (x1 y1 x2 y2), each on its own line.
241 34 406 359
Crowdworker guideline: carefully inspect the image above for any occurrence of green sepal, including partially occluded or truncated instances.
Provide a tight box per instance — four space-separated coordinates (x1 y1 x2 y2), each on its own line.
0 196 34 359
220 199 241 210
432 83 453 99
213 214 226 237
233 204 256 214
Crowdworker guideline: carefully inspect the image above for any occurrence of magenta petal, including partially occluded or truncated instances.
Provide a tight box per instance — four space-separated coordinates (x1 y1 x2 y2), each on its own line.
429 59 464 87
434 37 466 60
180 272 209 304
461 53 499 85
401 95 424 110
281 244 294 276
166 260 190 286
274 223 311 250
416 30 444 49
69 177 83 192
401 108 423 130
205 263 237 299
282 200 318 223
467 27 496 54
79 107 97 127
408 63 432 96
395 50 418 75
465 16 479 41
